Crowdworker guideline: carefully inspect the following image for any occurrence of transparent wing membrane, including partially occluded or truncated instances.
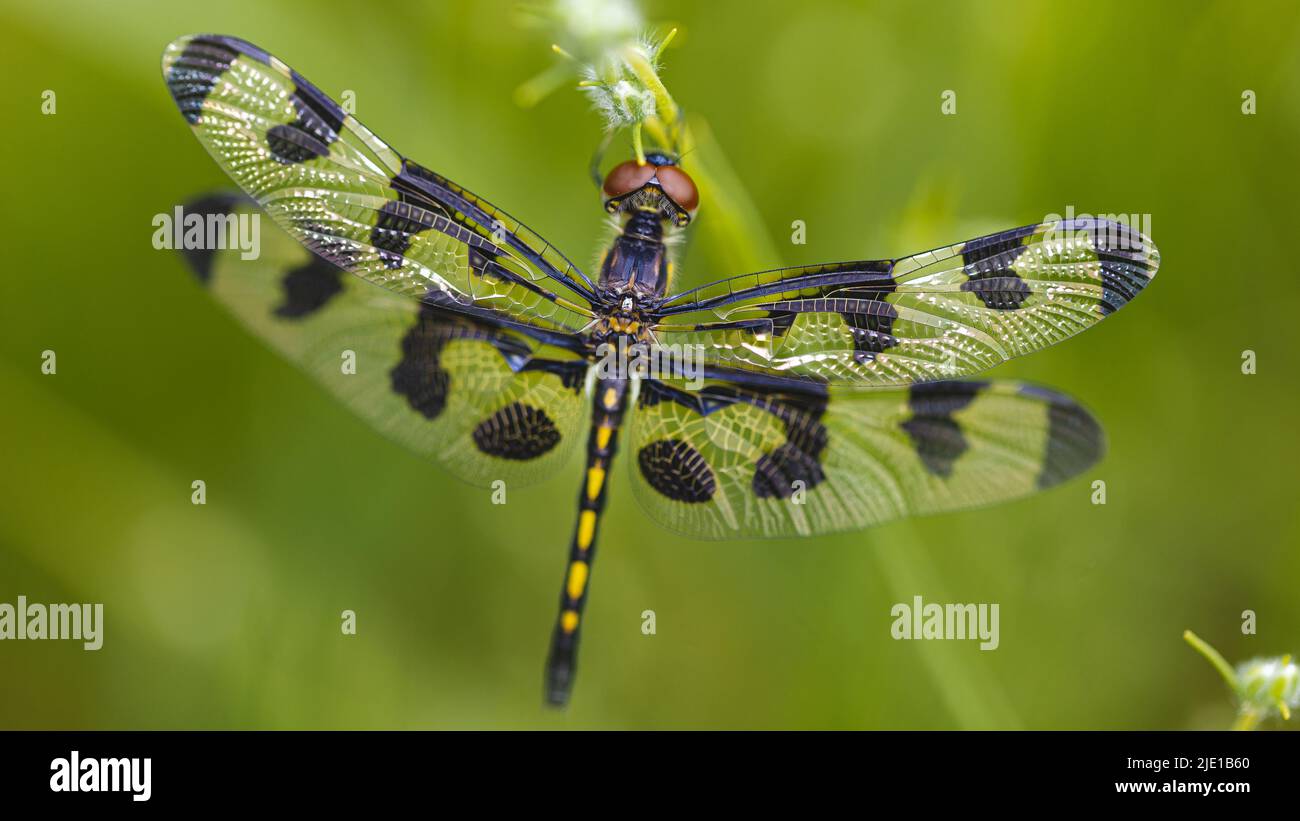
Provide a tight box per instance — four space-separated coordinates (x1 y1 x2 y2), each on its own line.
178 193 588 488
626 377 1103 539
163 34 595 344
653 219 1158 387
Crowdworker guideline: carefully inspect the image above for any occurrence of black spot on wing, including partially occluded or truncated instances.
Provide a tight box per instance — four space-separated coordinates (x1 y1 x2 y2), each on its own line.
391 158 599 302
638 439 716 503
267 124 328 164
751 392 830 499
472 402 561 460
636 380 830 500
265 78 344 165
198 34 272 66
757 264 899 357
176 193 247 284
960 275 1031 310
901 381 986 478
397 157 454 192
273 256 344 319
1018 385 1105 489
753 438 826 499
520 357 587 392
467 245 502 279
290 71 345 136
392 160 493 242
766 311 798 337
1098 260 1146 316
392 160 474 229
291 220 361 272
841 298 899 359
390 304 453 420
635 380 673 410
836 267 900 358
1073 219 1156 316
959 225 1035 310
166 36 240 125
371 200 438 269
907 380 985 416
961 224 1038 261
755 300 899 357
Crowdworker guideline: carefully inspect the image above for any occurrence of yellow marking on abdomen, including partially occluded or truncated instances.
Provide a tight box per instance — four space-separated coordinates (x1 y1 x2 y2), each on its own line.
561 610 579 633
596 425 613 450
566 561 590 601
602 387 618 409
577 510 597 551
586 465 606 500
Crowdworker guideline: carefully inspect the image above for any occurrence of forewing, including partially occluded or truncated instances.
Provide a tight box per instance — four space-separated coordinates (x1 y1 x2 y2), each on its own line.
627 376 1103 539
653 219 1159 386
162 34 595 342
180 194 588 488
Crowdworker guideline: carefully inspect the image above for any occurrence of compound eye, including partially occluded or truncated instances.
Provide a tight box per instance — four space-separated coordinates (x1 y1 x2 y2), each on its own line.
602 160 657 198
655 165 699 212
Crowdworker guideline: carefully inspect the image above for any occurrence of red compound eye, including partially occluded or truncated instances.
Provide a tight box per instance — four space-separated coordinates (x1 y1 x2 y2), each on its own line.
655 165 699 212
602 160 657 198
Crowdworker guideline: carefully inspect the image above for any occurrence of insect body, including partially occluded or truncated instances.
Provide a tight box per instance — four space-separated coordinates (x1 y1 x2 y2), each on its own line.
547 152 700 701
163 34 1159 706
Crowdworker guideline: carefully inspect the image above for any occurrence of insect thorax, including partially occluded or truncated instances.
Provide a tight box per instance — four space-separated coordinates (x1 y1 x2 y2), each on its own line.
597 208 670 300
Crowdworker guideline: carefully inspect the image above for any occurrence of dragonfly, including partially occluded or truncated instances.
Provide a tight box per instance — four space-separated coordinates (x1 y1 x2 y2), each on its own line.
162 34 1159 707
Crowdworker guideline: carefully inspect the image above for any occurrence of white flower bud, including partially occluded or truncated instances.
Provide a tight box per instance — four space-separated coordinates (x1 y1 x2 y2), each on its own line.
1236 655 1299 720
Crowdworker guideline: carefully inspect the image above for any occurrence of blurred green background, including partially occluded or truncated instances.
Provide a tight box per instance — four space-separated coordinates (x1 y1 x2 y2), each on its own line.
1 0 1298 729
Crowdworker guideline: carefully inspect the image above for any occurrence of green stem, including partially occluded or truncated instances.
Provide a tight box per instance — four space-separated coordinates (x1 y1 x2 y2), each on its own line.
1183 630 1240 695
631 122 645 165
